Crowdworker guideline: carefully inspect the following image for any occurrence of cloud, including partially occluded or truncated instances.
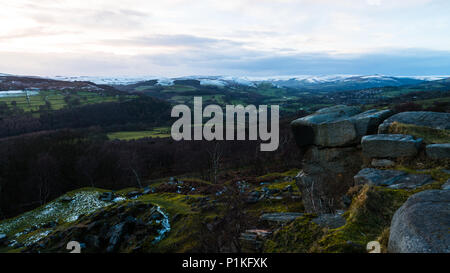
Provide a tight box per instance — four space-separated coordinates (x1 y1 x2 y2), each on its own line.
103 34 243 48
366 0 382 6
1 47 449 77
0 0 449 76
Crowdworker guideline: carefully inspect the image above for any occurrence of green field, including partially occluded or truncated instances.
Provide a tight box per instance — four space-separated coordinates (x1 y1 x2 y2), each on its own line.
107 127 172 140
0 90 137 113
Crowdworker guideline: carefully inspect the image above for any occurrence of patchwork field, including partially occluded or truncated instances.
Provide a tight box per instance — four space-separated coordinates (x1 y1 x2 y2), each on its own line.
0 90 137 113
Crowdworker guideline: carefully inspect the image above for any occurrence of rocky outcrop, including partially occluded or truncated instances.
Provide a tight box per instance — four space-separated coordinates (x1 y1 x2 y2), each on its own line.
378 111 450 134
290 106 393 213
24 202 169 253
388 190 450 253
361 134 422 158
291 105 392 147
296 146 362 213
354 168 434 189
291 105 361 147
426 143 450 159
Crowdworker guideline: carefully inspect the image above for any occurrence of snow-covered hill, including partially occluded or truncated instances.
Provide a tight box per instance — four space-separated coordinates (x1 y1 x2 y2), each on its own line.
4 73 449 91
50 74 449 89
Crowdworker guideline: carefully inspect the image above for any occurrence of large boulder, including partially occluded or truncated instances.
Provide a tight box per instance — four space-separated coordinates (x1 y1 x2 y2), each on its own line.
291 105 361 147
291 106 392 147
426 143 450 159
361 134 422 158
388 190 450 253
349 109 393 136
354 168 434 189
378 111 450 134
354 168 405 186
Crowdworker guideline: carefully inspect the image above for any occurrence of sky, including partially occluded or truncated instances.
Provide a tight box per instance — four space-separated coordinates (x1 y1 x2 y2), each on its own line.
0 0 449 77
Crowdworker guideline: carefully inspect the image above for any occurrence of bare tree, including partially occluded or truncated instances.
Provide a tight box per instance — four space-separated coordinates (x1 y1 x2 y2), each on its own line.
35 153 56 205
129 150 143 188
206 142 223 184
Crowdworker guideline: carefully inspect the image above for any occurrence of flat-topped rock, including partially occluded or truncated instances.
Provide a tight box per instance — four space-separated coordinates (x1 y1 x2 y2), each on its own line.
354 168 405 186
361 134 422 158
387 173 434 190
354 168 434 189
291 105 361 147
260 212 303 223
426 143 450 159
388 190 450 253
349 109 393 136
291 106 392 147
378 111 450 134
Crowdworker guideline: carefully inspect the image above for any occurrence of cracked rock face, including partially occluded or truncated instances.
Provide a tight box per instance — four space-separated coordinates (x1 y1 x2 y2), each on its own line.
296 146 362 213
291 105 392 147
426 143 450 160
361 134 422 158
388 190 450 253
290 106 394 214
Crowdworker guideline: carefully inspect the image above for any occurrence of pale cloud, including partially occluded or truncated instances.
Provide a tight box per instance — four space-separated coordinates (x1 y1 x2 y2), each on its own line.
0 0 448 76
366 0 381 6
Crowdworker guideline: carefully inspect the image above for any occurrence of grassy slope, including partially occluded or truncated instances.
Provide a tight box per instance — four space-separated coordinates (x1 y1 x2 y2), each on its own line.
107 127 171 140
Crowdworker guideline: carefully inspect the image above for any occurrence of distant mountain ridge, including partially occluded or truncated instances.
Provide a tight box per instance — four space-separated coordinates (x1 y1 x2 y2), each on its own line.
46 74 450 92
1 73 449 93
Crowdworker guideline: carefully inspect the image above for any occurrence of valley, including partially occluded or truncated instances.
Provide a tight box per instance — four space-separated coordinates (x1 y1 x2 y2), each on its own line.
0 73 449 253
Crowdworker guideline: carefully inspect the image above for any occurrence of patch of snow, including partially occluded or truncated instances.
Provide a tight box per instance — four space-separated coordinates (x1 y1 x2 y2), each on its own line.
40 74 448 89
49 76 160 85
153 206 170 244
398 75 450 81
24 230 52 246
199 79 226 87
0 191 111 235
156 78 174 86
112 197 126 202
0 90 39 98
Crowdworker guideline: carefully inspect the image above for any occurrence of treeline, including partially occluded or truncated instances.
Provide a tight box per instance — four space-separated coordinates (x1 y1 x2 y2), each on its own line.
0 118 301 219
0 95 171 138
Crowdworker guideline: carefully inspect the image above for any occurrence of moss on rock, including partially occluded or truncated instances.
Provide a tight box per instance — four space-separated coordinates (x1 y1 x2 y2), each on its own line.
263 214 322 253
387 122 450 144
315 185 410 253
